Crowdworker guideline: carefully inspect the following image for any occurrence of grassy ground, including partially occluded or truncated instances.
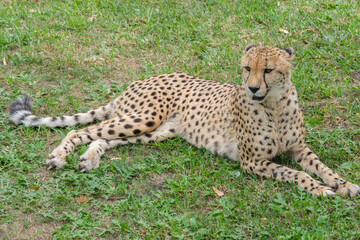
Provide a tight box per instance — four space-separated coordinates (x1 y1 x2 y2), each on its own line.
1 0 359 239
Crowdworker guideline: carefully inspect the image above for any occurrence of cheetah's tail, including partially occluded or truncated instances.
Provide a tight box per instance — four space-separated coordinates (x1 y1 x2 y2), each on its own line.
9 96 114 128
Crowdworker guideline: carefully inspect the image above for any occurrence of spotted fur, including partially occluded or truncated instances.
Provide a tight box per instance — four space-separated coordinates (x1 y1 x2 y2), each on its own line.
9 45 360 198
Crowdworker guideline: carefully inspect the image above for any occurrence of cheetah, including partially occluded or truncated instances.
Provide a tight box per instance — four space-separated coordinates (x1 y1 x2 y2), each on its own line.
9 45 360 198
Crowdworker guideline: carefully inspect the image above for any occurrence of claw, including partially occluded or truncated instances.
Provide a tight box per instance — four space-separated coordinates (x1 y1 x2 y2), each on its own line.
323 189 335 198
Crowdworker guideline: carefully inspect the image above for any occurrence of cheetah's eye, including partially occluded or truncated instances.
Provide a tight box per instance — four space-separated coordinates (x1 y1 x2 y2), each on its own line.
264 69 273 73
244 67 251 72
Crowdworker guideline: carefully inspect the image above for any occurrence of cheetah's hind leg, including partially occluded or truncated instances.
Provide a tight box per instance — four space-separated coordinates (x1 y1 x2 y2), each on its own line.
78 119 177 172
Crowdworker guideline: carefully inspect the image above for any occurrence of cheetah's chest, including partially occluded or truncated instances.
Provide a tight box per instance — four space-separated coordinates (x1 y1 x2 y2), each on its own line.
247 105 303 159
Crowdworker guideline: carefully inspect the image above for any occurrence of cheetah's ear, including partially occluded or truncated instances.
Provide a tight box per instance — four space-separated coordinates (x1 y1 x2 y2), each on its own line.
283 47 295 60
244 44 257 53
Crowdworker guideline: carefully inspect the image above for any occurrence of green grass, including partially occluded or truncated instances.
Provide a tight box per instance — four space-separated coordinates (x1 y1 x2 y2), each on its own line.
1 0 360 239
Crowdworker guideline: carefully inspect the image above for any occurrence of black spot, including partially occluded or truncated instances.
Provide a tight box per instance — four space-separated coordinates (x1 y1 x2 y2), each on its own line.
133 129 141 135
134 118 142 123
146 121 155 127
124 124 133 129
145 133 152 138
109 124 114 128
97 132 102 137
119 133 126 137
108 130 115 135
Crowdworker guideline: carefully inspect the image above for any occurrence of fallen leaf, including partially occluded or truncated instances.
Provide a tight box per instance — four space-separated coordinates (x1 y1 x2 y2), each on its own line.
3 58 7 65
28 186 40 190
68 74 74 79
240 35 249 39
334 105 346 109
279 28 289 34
261 217 267 221
76 197 89 203
212 186 224 197
88 15 97 22
29 9 35 13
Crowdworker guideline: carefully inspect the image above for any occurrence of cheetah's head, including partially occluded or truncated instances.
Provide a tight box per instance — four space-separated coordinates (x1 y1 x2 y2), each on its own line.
241 45 295 103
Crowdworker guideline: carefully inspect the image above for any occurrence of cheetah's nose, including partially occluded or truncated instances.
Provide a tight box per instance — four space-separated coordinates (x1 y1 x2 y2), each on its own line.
248 86 260 94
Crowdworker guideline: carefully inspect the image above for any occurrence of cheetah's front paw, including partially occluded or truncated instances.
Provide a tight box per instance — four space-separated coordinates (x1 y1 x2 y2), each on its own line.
334 182 360 198
46 154 67 170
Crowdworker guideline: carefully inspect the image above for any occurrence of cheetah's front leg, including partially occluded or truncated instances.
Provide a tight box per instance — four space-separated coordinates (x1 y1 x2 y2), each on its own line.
291 146 360 198
242 159 335 197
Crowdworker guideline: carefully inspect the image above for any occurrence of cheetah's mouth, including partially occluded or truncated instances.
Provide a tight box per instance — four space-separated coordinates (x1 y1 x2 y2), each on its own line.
251 88 269 102
252 95 266 102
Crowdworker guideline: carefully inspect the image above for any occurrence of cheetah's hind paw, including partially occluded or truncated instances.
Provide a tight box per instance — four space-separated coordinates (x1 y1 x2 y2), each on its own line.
310 185 335 198
46 155 67 170
78 157 100 172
